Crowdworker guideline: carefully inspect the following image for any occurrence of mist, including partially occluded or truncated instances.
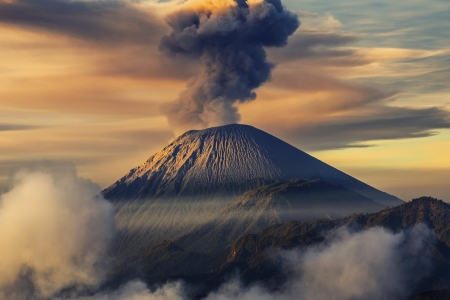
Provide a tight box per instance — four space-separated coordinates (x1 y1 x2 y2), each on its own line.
159 0 299 133
0 164 115 300
281 225 433 300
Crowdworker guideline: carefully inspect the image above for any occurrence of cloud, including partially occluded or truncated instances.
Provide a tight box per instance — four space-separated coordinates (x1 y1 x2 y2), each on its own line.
0 162 115 299
0 124 36 131
241 43 450 150
268 31 362 64
1 0 446 153
282 106 450 150
0 0 166 45
159 0 300 133
281 225 433 300
293 11 342 29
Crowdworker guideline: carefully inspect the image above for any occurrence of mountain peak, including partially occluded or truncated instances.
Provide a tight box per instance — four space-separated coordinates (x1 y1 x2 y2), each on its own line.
103 124 401 206
177 123 256 137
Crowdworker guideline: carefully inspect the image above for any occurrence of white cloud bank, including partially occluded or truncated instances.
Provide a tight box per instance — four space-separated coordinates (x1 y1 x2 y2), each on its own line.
0 164 115 300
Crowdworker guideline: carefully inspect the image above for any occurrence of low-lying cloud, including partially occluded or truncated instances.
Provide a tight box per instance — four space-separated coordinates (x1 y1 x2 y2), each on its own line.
0 163 115 299
283 225 433 300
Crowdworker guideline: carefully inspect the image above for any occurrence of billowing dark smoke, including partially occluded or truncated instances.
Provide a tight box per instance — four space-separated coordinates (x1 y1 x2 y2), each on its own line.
159 0 299 132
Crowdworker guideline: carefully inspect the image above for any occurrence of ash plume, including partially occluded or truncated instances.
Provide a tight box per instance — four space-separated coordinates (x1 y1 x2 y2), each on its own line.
159 0 299 132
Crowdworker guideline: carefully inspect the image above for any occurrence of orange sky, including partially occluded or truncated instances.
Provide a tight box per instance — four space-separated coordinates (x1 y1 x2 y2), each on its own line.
0 0 449 201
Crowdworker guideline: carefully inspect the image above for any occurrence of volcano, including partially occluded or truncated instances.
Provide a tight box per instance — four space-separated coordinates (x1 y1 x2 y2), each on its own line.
103 124 401 252
103 124 401 206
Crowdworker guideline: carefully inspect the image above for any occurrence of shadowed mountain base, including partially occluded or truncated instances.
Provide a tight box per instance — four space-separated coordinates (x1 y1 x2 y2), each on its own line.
107 197 450 299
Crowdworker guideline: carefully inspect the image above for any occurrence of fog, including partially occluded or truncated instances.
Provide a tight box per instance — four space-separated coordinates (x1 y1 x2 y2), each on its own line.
0 164 115 300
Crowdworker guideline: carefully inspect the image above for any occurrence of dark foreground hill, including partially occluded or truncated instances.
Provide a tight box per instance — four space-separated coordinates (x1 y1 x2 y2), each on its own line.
108 197 450 298
224 197 450 286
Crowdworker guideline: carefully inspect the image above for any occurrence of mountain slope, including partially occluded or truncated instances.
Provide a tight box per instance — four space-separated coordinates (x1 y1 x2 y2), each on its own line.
176 179 384 253
103 124 402 251
103 124 401 206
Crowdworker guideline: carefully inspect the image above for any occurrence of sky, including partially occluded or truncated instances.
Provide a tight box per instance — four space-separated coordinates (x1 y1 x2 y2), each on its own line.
0 0 449 201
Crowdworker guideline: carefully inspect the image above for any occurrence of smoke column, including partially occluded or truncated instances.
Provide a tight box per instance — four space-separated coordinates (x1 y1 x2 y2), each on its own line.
159 0 299 132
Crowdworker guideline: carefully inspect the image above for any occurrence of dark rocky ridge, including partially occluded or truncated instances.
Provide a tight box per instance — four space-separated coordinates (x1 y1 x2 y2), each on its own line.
223 197 450 290
108 197 450 299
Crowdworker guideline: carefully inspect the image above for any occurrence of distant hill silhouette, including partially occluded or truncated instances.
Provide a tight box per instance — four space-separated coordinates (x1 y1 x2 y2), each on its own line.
176 179 384 253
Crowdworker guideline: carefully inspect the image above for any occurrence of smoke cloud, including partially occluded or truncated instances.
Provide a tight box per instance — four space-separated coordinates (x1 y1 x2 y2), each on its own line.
159 0 299 132
0 163 115 300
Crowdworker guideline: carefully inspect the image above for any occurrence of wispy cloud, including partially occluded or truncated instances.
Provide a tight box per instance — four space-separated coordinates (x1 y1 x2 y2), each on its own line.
268 31 362 64
0 124 36 131
0 0 166 44
238 10 450 150
280 106 450 150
